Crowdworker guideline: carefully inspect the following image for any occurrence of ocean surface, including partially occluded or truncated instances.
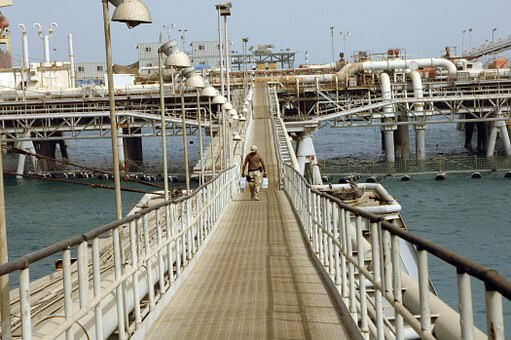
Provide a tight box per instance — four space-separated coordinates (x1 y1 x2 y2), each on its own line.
2 122 510 332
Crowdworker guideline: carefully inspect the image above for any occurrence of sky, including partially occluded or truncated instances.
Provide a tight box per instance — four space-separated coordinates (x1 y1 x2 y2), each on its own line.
2 0 511 66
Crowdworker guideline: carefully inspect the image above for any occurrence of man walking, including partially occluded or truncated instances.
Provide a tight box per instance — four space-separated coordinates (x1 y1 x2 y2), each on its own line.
242 145 267 201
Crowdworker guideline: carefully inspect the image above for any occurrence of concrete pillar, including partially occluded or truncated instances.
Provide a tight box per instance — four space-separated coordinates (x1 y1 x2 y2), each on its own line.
296 132 322 185
123 128 143 171
486 124 498 158
395 121 410 160
464 120 475 152
383 127 396 163
415 125 426 161
476 122 488 154
34 141 57 171
117 128 126 173
500 124 511 156
16 131 37 177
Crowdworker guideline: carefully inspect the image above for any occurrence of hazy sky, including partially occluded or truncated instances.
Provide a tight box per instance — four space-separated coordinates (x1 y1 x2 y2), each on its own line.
3 0 511 66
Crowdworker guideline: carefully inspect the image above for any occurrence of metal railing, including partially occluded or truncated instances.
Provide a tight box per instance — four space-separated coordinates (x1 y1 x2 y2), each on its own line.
281 162 510 339
0 165 238 339
267 86 299 188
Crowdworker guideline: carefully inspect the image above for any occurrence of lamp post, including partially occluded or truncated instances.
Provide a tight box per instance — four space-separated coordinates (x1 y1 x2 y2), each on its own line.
165 50 192 192
102 2 151 339
178 28 188 52
157 40 175 201
242 37 248 95
215 4 225 97
217 2 232 102
340 31 351 60
468 28 473 50
102 0 151 221
212 94 227 170
201 86 219 176
185 73 206 184
491 27 497 42
329 26 335 63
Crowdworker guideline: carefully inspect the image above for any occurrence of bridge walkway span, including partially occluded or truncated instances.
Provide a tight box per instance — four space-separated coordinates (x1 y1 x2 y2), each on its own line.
142 83 354 339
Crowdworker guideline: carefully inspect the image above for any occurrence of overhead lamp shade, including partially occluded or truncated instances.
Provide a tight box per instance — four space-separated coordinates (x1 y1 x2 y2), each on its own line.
165 50 191 68
111 0 152 28
242 107 248 114
159 40 176 57
239 115 246 122
186 74 205 89
212 95 227 105
223 102 233 111
201 86 218 98
233 132 241 141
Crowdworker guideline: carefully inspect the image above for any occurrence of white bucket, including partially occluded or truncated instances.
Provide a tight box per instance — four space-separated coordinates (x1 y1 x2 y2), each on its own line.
239 176 247 189
262 177 268 189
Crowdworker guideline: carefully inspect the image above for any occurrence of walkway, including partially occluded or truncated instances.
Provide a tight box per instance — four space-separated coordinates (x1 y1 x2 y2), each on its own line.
144 83 351 339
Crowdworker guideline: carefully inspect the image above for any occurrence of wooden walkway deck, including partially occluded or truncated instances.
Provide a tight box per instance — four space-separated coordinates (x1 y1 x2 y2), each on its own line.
144 84 352 339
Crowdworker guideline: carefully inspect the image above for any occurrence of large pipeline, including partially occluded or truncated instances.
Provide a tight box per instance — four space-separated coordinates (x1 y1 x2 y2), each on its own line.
337 58 457 82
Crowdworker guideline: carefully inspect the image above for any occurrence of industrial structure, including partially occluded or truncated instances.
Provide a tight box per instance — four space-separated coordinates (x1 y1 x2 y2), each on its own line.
0 1 510 339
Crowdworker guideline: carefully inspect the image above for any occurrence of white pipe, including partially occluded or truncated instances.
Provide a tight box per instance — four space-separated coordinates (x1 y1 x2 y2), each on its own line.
313 183 401 214
43 35 50 64
410 71 426 160
380 73 396 163
68 34 76 87
17 24 29 68
338 58 457 81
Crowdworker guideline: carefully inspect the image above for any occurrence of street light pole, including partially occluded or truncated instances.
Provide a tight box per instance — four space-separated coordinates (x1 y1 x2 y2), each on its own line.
216 7 225 97
0 141 11 339
330 26 335 63
102 0 123 221
340 31 351 60
224 16 231 102
158 48 169 201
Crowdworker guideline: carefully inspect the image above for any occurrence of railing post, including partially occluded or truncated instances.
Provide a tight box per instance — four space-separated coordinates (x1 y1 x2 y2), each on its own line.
307 187 313 240
112 226 127 340
486 285 505 340
391 234 403 340
128 221 142 325
19 267 32 340
333 204 341 287
356 216 369 338
166 204 174 287
186 199 192 261
340 208 348 300
345 211 357 321
383 230 392 295
155 207 165 293
63 248 74 340
312 193 319 253
327 200 334 277
143 214 156 311
457 269 474 340
318 196 325 264
371 222 384 339
77 240 89 310
92 237 104 339
418 248 432 335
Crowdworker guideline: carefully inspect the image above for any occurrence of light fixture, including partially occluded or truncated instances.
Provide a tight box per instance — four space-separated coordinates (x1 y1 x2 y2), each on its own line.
201 86 218 97
239 115 246 122
233 132 241 141
242 107 248 114
165 50 191 68
186 73 205 89
223 102 233 111
111 0 152 28
212 95 227 104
